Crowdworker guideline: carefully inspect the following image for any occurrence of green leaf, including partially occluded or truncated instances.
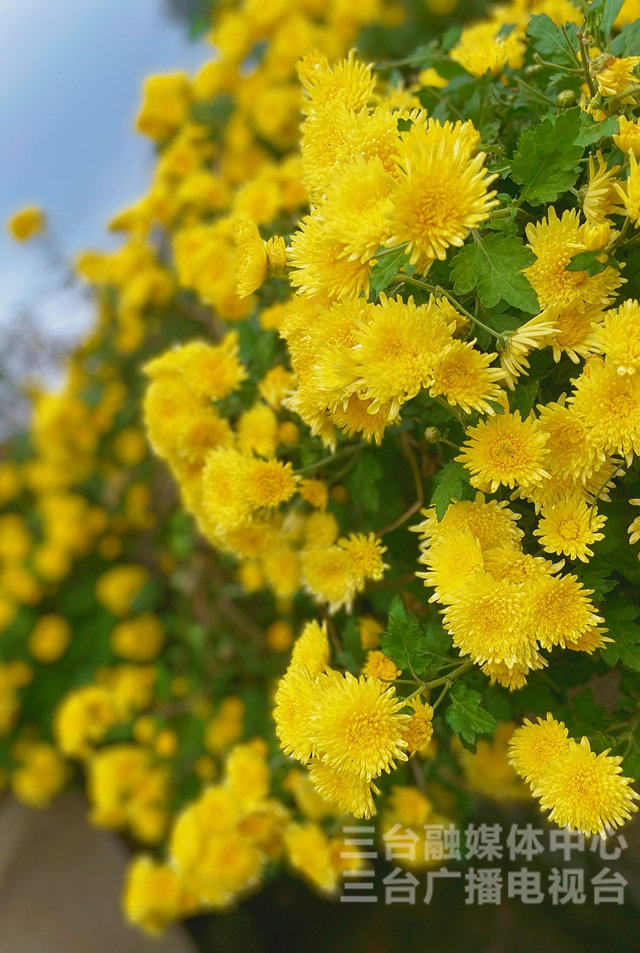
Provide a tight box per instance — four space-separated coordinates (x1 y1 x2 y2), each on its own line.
370 248 411 296
575 113 619 147
431 460 471 520
601 0 626 36
507 377 539 418
417 620 453 661
380 596 425 674
527 14 580 69
451 233 538 313
445 683 497 745
575 562 618 601
622 748 640 780
566 249 608 276
510 108 583 205
612 19 640 56
601 601 640 671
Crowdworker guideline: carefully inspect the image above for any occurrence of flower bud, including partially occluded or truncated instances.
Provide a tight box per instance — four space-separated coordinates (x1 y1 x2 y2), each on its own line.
557 89 577 108
424 426 442 444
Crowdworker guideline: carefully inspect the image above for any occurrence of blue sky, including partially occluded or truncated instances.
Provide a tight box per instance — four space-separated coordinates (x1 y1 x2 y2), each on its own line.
0 0 210 342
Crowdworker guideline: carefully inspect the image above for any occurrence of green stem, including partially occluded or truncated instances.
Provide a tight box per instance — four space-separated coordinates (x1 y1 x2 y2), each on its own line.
431 393 465 421
440 437 461 451
533 53 583 75
293 441 365 475
561 23 583 68
513 76 559 108
431 680 451 713
423 658 474 691
578 33 596 98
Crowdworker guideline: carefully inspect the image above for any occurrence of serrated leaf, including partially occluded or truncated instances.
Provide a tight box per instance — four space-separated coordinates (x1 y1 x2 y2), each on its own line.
380 596 425 674
345 452 383 514
431 460 471 520
451 233 538 313
601 0 626 36
445 683 497 745
527 14 580 69
601 601 640 671
576 563 618 602
566 250 608 276
612 19 640 57
417 620 453 660
370 248 412 296
510 108 583 205
575 113 619 147
507 377 539 418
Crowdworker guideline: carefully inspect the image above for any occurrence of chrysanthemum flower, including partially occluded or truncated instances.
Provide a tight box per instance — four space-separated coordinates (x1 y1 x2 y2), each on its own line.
237 402 279 459
614 115 640 156
235 219 268 297
482 547 559 584
565 625 612 653
537 400 600 482
297 50 376 115
497 313 556 389
262 546 301 599
568 357 640 463
362 650 400 681
450 21 525 77
402 697 434 754
144 333 247 401
307 761 376 819
243 458 299 510
288 211 372 299
457 410 550 492
534 737 639 835
311 673 409 780
525 572 605 650
482 656 547 691
300 545 356 613
616 150 640 224
524 208 622 311
387 119 497 264
542 301 603 364
509 714 570 785
596 55 640 98
329 395 393 445
417 528 485 604
412 493 523 551
299 479 328 510
274 664 326 763
290 621 331 676
441 572 538 670
337 533 388 587
353 294 455 416
534 495 606 562
582 151 623 225
429 340 505 414
318 155 392 263
201 448 251 530
216 516 279 560
593 299 640 375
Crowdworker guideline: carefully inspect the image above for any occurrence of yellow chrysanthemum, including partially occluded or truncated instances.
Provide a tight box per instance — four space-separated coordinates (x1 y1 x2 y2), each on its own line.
387 118 497 263
509 714 570 785
329 395 393 446
352 294 455 416
593 299 640 375
318 155 393 263
288 211 372 299
430 340 505 414
457 410 550 492
525 572 605 650
450 21 525 78
311 673 409 781
402 697 434 754
524 207 622 311
243 458 299 510
338 532 388 586
614 115 640 156
290 620 331 676
615 150 640 224
442 572 539 672
7 206 45 241
274 664 324 763
307 760 377 819
362 650 400 680
235 219 268 297
300 545 356 613
417 528 485 604
582 151 623 225
596 55 640 98
534 495 606 562
568 357 640 463
537 400 600 482
412 492 523 551
534 737 639 835
297 50 376 115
